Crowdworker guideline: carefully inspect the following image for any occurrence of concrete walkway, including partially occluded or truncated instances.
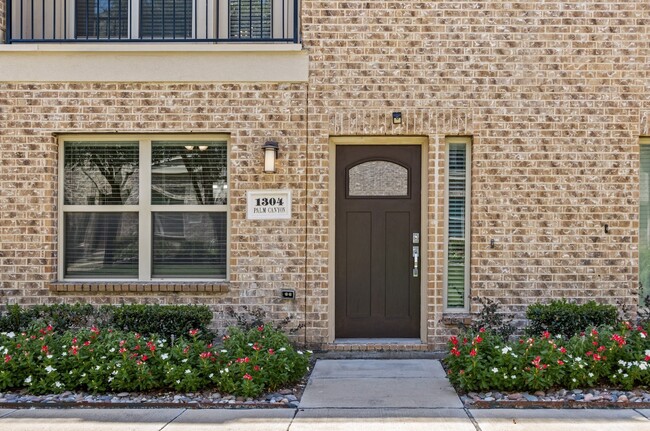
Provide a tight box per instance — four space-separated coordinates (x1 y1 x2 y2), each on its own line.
0 359 649 430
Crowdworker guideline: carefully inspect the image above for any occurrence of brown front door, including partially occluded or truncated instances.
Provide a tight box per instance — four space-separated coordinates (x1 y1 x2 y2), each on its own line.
335 145 421 338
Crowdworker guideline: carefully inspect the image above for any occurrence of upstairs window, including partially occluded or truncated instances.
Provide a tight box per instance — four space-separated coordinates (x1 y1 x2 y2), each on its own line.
76 0 129 39
140 0 193 39
60 136 229 280
229 0 271 39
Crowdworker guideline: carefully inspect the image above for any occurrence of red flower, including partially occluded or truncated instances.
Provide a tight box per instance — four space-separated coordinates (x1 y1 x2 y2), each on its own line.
200 352 212 360
586 351 593 357
41 345 49 354
474 336 483 344
252 343 261 351
469 349 477 357
559 347 567 354
591 329 599 337
4 355 11 363
253 365 260 372
450 347 461 357
243 373 253 381
645 355 650 361
141 354 149 361
119 347 127 354
479 327 486 333
542 331 551 339
557 360 565 366
189 329 199 337
449 336 459 346
90 326 100 334
597 345 607 353
268 349 275 355
84 341 91 346
593 354 602 361
257 325 264 332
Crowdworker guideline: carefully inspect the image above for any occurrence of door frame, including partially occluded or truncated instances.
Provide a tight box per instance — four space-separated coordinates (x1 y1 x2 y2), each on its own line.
328 136 429 343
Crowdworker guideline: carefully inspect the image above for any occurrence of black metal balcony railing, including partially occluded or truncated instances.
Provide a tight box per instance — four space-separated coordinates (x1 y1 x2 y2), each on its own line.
6 0 298 43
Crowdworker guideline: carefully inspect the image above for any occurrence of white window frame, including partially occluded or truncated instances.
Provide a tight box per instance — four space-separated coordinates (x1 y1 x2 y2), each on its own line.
443 136 471 312
640 137 650 302
57 134 230 282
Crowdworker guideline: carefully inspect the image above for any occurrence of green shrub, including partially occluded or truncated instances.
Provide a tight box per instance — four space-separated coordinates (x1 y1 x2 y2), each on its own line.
526 300 618 338
0 304 214 340
467 297 515 341
0 304 96 332
105 304 214 341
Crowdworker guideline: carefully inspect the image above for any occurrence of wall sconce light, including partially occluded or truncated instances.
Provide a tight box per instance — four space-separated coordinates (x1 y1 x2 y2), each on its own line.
263 141 279 173
392 112 402 125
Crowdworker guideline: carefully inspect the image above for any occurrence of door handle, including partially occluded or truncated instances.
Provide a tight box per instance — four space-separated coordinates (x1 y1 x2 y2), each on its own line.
412 245 419 277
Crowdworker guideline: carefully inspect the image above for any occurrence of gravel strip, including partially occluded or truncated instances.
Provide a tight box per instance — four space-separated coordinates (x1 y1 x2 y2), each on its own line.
462 388 650 409
0 386 304 409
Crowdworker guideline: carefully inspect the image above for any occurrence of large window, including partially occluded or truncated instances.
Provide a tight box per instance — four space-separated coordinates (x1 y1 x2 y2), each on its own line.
60 136 228 280
445 137 471 310
640 138 650 302
76 0 129 39
229 0 272 39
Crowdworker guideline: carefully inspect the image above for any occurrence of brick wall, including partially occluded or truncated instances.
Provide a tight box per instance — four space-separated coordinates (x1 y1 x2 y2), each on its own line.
1 1 649 350
302 0 649 347
0 82 309 337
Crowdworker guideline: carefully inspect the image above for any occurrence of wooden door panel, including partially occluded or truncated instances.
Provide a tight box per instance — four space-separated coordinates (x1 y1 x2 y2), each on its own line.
346 211 372 318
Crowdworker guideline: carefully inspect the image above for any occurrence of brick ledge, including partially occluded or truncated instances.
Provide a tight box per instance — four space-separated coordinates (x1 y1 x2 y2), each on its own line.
47 282 230 294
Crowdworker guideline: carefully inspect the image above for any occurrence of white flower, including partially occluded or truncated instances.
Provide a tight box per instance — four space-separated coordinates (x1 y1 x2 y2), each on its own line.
109 348 115 353
491 368 498 373
220 349 228 353
176 380 181 384
511 375 516 380
46 355 53 359
501 346 512 354
618 369 623 374
160 353 169 360
6 332 15 339
588 373 594 378
209 373 214 379
81 373 87 377
0 347 7 355
108 377 113 382
639 362 647 371
297 350 304 355
185 369 191 374
112 370 118 376
61 352 67 357
574 357 582 362
623 373 629 378
248 343 253 347
307 350 313 354
572 378 577 383
182 359 188 363
95 365 100 371
45 366 56 373
645 350 650 357
641 333 646 339
279 347 287 352
54 381 63 388
24 376 32 384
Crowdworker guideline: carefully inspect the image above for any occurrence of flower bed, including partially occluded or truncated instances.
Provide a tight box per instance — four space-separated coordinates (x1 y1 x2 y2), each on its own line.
0 325 310 398
445 322 650 392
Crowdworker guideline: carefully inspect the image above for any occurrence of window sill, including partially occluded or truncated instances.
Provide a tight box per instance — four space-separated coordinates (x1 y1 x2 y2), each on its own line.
440 313 473 327
48 281 230 294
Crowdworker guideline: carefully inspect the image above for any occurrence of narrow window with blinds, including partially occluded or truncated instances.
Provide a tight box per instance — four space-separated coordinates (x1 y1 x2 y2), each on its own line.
640 139 650 303
229 0 272 39
76 0 129 39
445 139 470 309
61 137 228 281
